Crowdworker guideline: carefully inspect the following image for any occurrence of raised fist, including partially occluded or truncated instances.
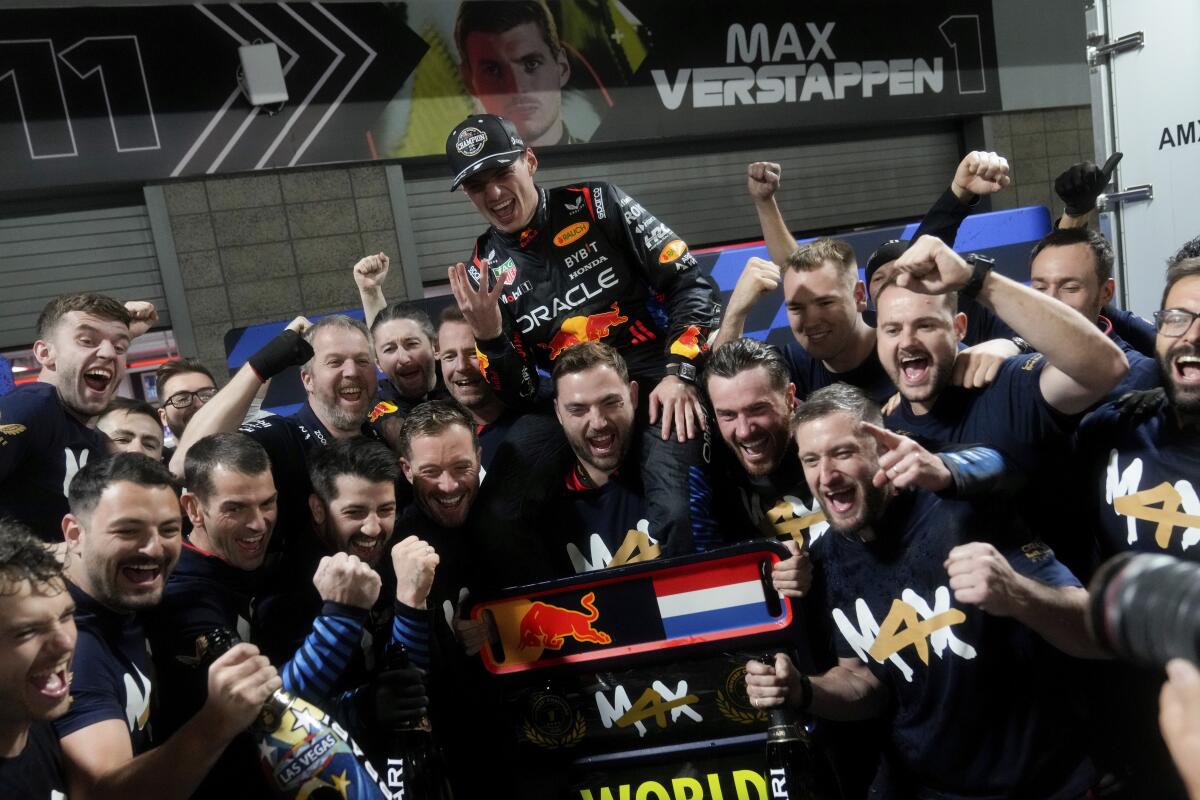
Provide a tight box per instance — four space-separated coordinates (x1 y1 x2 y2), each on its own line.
727 257 782 318
952 151 1010 200
353 252 390 291
124 301 159 338
284 315 312 335
391 535 440 609
312 552 382 610
747 161 782 202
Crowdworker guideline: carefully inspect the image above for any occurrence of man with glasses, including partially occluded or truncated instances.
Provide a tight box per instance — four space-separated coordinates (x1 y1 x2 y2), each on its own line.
155 360 216 447
1078 256 1200 563
1074 256 1200 800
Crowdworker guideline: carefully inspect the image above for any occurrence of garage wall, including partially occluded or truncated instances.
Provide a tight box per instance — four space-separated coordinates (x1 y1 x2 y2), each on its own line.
0 204 168 349
151 164 410 379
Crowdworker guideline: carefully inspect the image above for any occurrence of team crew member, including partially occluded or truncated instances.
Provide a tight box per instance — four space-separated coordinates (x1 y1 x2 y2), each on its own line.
155 358 217 444
1029 227 1159 396
1052 157 1158 356
354 253 441 412
55 453 282 799
740 152 1021 348
704 338 828 547
875 234 1129 569
389 401 523 797
1072 258 1200 800
252 439 401 706
148 433 386 797
0 521 75 798
747 385 1099 799
355 251 521 471
434 305 522 471
446 113 721 553
1079 257 1200 562
544 343 668 574
718 240 896 403
171 315 384 540
721 158 1021 400
97 397 165 461
0 293 146 542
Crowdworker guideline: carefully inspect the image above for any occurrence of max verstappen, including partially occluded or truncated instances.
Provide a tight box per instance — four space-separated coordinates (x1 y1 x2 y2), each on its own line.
446 114 723 555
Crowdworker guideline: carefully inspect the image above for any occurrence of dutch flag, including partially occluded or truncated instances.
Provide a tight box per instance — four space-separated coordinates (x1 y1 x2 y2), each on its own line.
653 562 781 640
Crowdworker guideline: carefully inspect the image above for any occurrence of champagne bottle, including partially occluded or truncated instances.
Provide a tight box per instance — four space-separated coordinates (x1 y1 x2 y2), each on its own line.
380 642 451 800
765 706 821 800
196 628 390 800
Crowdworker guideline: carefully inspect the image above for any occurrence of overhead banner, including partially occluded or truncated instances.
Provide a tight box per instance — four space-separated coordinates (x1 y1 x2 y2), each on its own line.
0 1 998 194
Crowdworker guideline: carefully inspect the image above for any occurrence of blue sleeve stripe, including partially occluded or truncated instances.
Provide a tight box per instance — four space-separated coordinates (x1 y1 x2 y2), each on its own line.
280 614 365 701
391 615 430 669
319 614 356 638
313 622 350 652
283 646 330 698
392 613 426 635
302 638 349 675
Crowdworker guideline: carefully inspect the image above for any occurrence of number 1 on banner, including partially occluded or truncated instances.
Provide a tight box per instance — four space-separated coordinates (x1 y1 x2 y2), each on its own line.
0 39 78 158
939 15 987 95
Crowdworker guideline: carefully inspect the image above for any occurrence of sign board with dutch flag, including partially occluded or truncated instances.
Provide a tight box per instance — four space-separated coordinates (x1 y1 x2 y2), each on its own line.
471 541 801 676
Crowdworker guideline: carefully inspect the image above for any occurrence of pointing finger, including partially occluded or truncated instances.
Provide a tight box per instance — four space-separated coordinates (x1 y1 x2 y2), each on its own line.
861 421 904 450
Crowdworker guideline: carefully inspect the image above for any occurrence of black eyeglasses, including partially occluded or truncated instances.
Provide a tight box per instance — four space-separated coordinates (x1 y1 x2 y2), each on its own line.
162 388 217 409
1153 308 1200 338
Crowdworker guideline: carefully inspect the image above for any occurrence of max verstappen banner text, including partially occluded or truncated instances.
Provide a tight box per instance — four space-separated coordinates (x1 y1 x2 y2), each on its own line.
0 1 996 194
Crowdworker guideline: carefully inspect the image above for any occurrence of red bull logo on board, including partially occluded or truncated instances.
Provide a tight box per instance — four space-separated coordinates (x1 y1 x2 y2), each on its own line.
519 591 612 650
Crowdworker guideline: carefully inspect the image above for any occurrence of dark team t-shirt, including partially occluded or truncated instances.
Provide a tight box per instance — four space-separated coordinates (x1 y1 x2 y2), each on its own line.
885 354 1089 569
781 341 896 404
0 383 109 541
238 403 382 546
1102 317 1161 402
885 354 1070 472
818 491 1092 798
1078 402 1200 561
54 582 153 754
714 446 829 550
146 542 259 733
0 721 68 799
1105 304 1156 357
540 465 654 575
477 411 520 477
145 542 271 798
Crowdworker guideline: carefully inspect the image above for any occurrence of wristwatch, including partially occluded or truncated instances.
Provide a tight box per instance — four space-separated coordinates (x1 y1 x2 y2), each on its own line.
960 253 995 300
665 362 698 384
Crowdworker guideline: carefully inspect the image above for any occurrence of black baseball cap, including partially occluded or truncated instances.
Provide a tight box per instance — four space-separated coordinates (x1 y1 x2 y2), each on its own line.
446 114 527 191
864 239 912 296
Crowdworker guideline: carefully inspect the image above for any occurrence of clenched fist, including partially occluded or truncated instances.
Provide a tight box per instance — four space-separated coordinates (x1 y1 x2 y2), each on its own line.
952 151 1011 201
392 535 440 609
312 552 382 610
353 252 390 291
728 257 782 318
747 161 782 202
944 542 1024 616
892 235 973 295
124 301 159 339
201 643 282 740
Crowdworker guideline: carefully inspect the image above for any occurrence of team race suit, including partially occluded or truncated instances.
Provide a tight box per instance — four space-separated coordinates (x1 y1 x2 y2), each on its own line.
467 181 723 554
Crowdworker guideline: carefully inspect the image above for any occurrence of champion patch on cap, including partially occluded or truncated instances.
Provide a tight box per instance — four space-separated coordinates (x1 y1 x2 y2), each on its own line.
456 127 488 157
